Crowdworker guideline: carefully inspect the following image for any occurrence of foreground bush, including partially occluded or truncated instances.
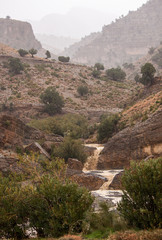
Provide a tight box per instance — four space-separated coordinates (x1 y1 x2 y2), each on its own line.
83 202 127 239
52 136 87 163
118 158 162 229
0 156 93 239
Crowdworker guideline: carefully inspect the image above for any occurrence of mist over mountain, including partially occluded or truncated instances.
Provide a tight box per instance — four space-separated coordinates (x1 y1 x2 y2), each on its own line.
29 7 117 38
63 0 162 67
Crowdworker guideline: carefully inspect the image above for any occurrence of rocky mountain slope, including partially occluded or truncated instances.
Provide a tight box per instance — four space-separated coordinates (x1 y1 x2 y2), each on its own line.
0 18 41 50
63 0 162 67
0 52 139 123
97 107 162 169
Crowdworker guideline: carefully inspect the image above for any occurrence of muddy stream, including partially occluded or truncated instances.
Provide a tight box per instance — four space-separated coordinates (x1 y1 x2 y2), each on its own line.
84 144 123 207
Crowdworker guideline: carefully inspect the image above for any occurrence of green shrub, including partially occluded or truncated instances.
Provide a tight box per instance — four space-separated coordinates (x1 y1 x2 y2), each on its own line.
29 48 37 57
92 69 101 78
18 49 28 57
106 68 126 81
40 87 64 115
52 136 87 163
118 158 162 229
0 156 93 239
8 57 24 75
140 63 156 86
94 63 104 71
29 113 90 139
97 114 120 143
77 85 88 96
45 50 51 59
83 202 126 238
58 56 70 62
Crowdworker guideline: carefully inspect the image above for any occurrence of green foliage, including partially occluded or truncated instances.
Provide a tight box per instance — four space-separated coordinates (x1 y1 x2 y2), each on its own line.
8 57 24 75
0 156 93 239
29 48 38 57
118 158 162 229
97 114 120 143
18 49 28 57
45 50 51 59
40 87 64 115
140 63 156 86
77 85 88 96
83 202 127 238
122 63 135 70
92 69 101 78
29 113 91 139
94 63 104 71
58 56 70 62
52 136 87 163
106 68 126 81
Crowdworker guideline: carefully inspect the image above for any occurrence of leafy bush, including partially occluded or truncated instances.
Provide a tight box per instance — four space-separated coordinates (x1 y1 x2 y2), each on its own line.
97 114 120 143
83 202 126 238
29 48 37 57
40 87 64 115
29 113 90 139
0 156 93 239
94 63 104 70
106 68 126 81
118 158 162 229
45 50 51 59
92 69 101 78
140 63 156 86
8 57 24 75
18 49 28 57
52 136 87 163
58 56 70 62
77 85 88 96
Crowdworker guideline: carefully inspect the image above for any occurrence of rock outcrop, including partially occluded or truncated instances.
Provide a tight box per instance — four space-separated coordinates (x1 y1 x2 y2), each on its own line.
64 0 162 67
109 171 124 190
0 18 41 50
97 109 162 169
0 115 63 150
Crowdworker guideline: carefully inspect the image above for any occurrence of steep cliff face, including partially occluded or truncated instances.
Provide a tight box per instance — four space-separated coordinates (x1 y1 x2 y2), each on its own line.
0 18 41 50
65 0 162 67
97 108 162 169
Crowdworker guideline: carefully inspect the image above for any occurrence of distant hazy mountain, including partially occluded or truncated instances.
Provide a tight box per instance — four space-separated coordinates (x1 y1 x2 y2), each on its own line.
30 7 116 38
36 34 79 54
63 0 162 67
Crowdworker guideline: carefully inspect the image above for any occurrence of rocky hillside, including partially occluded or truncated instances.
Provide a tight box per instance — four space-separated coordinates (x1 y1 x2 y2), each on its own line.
0 53 140 123
97 107 162 169
0 18 41 50
63 0 162 67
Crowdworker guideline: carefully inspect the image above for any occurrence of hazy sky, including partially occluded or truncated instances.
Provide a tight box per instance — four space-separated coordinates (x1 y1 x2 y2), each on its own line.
0 0 148 21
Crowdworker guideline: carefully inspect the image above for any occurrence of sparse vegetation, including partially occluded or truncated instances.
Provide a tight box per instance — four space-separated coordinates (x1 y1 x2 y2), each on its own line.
92 69 101 78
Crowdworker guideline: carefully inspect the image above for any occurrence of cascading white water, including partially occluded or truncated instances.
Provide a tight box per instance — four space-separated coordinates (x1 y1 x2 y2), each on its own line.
84 144 123 206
